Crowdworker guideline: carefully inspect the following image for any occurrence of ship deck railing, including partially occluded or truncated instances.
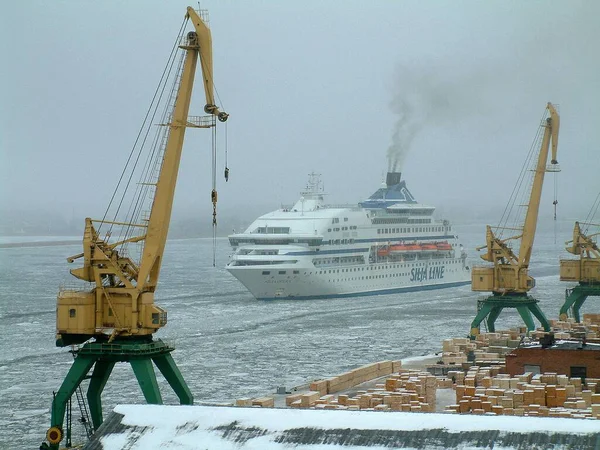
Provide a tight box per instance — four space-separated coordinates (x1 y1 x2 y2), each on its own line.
280 204 360 210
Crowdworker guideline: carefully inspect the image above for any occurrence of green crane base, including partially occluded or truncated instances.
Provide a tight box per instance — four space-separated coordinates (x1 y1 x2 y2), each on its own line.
559 284 600 322
470 294 551 339
44 338 193 450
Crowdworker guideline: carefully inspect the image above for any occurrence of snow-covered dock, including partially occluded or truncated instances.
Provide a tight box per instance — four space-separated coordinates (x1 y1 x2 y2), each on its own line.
84 404 600 450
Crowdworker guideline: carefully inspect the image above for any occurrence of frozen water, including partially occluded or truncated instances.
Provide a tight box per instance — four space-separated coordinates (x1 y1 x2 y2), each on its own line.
0 221 584 449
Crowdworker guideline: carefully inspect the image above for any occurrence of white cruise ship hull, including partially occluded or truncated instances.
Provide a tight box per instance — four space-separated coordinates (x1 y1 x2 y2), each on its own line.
228 258 470 300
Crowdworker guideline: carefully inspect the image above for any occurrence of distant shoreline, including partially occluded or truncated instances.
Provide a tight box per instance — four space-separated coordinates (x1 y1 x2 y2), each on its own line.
0 236 228 249
0 240 81 249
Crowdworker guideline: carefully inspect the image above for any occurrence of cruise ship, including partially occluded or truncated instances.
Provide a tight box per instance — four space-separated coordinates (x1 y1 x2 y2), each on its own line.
226 172 470 300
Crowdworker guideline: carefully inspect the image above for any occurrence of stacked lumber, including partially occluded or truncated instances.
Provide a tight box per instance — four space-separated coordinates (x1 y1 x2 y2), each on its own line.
236 397 274 408
310 360 401 395
285 368 437 412
441 333 518 368
447 367 600 419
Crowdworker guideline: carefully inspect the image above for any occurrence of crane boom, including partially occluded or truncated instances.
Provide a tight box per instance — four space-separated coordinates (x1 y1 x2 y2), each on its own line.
472 103 560 294
518 103 559 267
138 7 228 291
55 8 227 346
137 30 199 292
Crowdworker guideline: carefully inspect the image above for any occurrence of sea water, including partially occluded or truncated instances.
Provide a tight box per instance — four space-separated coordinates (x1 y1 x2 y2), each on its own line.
0 221 580 449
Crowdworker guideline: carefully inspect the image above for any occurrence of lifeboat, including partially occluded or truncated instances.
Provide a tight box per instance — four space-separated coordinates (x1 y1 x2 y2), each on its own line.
389 243 421 254
436 242 452 251
421 243 438 252
377 247 390 257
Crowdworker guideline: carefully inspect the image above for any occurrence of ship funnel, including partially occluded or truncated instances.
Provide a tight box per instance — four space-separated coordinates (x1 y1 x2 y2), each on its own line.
386 172 401 187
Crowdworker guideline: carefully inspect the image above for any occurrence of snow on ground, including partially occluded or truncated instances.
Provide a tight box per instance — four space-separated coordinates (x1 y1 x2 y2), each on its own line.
94 404 600 450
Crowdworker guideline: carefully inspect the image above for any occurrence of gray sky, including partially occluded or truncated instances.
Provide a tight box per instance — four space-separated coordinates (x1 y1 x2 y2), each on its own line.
2 0 599 227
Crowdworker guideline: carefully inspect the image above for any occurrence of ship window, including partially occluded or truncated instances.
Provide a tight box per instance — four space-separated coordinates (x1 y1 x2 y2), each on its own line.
69 308 76 318
344 217 348 221
328 228 332 232
279 271 286 275
262 271 271 275
293 270 299 274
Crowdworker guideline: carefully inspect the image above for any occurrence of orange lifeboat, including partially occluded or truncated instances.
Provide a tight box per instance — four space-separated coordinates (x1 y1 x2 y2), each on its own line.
436 242 452 251
377 247 390 257
389 243 420 254
421 243 438 252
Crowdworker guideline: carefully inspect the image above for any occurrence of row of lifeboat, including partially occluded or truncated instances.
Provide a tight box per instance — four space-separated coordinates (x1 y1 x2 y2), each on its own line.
377 241 453 257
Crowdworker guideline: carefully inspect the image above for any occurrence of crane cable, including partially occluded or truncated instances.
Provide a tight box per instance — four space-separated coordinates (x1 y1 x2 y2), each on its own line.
583 190 600 235
496 108 547 240
553 170 559 244
207 72 229 266
211 117 218 267
99 16 188 238
224 121 229 182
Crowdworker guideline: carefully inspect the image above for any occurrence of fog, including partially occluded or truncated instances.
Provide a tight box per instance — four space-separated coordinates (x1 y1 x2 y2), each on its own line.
1 0 599 234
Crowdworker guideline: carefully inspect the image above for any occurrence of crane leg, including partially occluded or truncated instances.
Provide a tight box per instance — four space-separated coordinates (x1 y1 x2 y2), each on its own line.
528 303 551 331
153 353 194 405
87 360 115 430
571 295 588 323
130 359 163 404
516 306 536 332
560 287 587 322
470 302 495 338
486 306 503 332
47 357 95 450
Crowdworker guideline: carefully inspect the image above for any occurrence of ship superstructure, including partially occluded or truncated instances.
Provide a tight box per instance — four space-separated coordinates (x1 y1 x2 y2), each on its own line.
226 172 469 300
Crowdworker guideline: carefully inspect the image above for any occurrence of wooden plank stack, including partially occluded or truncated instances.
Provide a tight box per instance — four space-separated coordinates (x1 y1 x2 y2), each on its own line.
286 368 438 412
447 366 600 419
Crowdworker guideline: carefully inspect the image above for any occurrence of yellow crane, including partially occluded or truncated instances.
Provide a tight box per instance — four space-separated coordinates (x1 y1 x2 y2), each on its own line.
43 7 227 450
470 102 560 338
559 221 600 321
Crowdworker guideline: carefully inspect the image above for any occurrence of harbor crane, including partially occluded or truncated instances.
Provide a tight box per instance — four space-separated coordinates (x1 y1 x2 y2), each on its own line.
470 103 560 338
42 7 228 449
559 221 600 322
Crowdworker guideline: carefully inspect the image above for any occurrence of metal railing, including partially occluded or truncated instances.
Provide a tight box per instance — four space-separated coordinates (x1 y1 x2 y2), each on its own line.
186 115 216 128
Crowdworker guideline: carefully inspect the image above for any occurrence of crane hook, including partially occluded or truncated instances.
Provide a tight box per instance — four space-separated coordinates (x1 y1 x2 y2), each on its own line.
211 189 218 225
